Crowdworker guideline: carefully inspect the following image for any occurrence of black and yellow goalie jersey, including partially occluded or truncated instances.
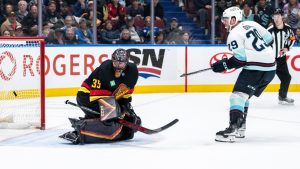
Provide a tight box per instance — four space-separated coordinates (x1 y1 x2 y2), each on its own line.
77 60 138 107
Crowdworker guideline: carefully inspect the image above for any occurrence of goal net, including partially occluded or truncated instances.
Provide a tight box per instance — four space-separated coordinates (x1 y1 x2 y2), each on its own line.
0 37 45 129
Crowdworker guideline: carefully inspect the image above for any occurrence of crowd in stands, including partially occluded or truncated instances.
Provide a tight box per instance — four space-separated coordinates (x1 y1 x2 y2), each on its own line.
188 0 300 44
0 0 300 44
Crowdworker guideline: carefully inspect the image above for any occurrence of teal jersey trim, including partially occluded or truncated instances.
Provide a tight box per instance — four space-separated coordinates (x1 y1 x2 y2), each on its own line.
233 48 247 61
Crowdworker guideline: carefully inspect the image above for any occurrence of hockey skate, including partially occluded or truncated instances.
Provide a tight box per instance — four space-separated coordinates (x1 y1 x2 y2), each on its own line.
278 96 294 105
236 122 246 138
215 124 238 143
59 131 80 144
216 116 245 142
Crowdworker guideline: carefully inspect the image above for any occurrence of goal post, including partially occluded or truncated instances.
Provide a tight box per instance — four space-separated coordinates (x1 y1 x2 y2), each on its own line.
0 37 45 129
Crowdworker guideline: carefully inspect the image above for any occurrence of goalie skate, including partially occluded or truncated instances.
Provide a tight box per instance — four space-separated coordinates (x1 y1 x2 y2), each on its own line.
59 131 80 144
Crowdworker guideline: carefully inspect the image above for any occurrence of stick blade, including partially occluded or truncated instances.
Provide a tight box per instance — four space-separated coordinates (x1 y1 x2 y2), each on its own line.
147 118 179 134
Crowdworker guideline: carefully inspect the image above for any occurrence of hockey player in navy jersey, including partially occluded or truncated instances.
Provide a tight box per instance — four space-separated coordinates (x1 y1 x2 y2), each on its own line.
60 48 141 144
211 7 276 142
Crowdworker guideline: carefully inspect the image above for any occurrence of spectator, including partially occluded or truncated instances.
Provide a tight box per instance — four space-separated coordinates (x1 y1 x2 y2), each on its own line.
60 1 74 19
163 17 183 44
77 18 93 44
0 12 22 36
121 15 143 43
0 3 15 24
193 0 211 31
107 0 126 28
144 0 164 20
254 0 273 28
59 15 88 43
73 0 88 17
61 15 75 29
283 0 300 33
116 28 136 44
3 3 14 17
98 0 109 26
21 4 39 36
44 0 63 30
81 1 102 28
2 30 11 36
64 27 80 44
1 0 18 10
100 20 120 44
126 0 144 18
142 16 160 43
15 0 28 23
28 0 38 8
48 28 65 44
242 2 255 21
181 31 190 44
223 0 238 8
15 25 24 37
42 22 52 43
43 0 61 11
155 31 165 44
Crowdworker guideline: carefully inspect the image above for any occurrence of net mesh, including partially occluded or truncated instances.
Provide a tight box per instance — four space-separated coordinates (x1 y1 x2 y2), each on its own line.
0 38 44 129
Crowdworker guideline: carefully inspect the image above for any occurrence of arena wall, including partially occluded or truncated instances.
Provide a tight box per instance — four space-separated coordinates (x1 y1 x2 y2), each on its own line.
2 44 300 97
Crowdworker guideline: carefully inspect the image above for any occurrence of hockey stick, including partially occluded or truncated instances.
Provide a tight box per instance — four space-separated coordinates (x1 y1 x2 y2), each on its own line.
180 67 212 77
65 100 179 135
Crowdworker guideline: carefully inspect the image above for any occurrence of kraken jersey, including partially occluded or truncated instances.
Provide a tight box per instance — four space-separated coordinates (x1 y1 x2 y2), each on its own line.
227 21 275 71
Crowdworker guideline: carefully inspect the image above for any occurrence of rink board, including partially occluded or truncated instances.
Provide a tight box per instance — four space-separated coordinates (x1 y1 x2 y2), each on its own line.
1 45 299 96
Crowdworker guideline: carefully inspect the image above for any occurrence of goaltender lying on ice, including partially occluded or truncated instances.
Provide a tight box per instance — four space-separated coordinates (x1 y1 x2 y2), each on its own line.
60 97 178 144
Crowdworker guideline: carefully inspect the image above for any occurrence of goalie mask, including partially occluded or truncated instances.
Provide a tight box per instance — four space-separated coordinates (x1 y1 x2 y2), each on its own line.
222 6 242 32
111 48 129 77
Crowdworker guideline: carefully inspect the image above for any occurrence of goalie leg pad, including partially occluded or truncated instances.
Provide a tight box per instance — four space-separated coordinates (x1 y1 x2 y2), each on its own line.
79 118 124 144
60 118 124 144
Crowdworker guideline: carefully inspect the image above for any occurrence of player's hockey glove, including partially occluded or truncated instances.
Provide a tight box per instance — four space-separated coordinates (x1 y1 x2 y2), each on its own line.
211 58 229 73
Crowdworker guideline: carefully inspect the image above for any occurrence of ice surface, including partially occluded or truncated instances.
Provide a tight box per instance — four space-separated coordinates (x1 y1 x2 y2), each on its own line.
1 93 300 169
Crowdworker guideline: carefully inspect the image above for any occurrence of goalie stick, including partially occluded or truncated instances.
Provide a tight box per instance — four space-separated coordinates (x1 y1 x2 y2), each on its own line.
180 67 212 77
65 100 179 135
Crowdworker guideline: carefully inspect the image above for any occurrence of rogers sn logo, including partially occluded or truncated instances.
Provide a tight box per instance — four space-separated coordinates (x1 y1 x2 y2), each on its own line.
210 52 237 74
127 48 165 78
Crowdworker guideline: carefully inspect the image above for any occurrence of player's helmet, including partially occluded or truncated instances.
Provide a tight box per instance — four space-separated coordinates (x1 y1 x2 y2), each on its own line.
222 6 242 23
222 7 242 32
112 48 129 62
273 8 284 16
112 48 129 71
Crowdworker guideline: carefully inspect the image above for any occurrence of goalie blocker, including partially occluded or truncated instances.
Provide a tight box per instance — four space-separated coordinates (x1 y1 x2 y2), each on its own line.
60 96 141 144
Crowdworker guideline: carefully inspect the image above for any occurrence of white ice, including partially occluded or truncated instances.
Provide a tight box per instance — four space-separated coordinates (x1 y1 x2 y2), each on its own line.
1 92 300 169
